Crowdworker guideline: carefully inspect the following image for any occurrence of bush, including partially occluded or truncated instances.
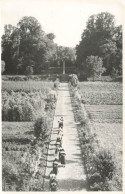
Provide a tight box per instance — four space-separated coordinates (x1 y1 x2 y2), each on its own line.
34 117 50 140
2 91 46 121
94 150 115 180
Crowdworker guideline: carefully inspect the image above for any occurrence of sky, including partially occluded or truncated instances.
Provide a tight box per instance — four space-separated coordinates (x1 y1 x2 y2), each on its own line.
1 0 124 47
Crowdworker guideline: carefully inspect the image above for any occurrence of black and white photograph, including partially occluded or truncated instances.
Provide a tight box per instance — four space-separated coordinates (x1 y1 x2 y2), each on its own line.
1 0 124 192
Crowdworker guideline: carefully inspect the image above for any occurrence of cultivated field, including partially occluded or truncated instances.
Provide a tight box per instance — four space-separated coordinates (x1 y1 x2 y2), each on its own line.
79 82 123 190
2 81 55 191
79 82 122 105
2 81 53 92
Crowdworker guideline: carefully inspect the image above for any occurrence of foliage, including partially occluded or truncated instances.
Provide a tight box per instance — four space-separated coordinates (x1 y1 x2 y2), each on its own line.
1 17 57 74
76 12 122 77
25 66 34 75
2 81 54 121
2 91 46 121
85 56 105 81
2 81 53 93
1 16 76 75
34 117 50 140
2 112 54 191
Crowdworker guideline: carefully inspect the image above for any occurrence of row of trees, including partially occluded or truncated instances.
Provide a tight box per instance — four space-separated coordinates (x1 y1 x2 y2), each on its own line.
1 13 122 78
76 12 122 79
1 16 76 75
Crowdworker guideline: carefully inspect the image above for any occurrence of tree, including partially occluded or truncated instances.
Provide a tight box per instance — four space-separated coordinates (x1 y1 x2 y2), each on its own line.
47 33 55 41
76 12 116 76
1 16 57 74
86 56 105 81
25 66 34 75
1 24 16 74
99 39 117 74
110 25 122 76
56 46 76 74
34 117 50 140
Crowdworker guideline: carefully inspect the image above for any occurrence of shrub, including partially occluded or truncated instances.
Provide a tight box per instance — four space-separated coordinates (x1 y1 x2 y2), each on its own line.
2 91 47 121
94 150 115 180
34 117 50 140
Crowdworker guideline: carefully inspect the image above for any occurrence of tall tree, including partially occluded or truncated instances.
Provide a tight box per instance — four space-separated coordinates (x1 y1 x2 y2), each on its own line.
86 55 105 81
1 16 57 74
1 25 16 74
76 12 118 76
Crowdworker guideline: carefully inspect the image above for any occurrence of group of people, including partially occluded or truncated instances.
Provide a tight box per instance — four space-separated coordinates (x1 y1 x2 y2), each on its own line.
49 116 66 191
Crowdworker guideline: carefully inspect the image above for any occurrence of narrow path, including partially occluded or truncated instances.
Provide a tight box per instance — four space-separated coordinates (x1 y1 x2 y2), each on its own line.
44 83 87 191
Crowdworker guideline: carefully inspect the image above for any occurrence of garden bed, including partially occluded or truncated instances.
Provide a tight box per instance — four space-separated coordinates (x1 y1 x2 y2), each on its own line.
70 81 122 191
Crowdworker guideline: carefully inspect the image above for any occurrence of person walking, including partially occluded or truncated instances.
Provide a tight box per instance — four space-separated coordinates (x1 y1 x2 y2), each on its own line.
60 149 66 167
53 158 58 175
58 116 64 129
58 147 63 162
56 135 62 147
55 143 61 156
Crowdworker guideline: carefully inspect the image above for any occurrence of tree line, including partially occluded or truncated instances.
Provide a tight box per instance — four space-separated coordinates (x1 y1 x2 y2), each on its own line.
76 12 122 80
1 16 76 75
1 13 122 79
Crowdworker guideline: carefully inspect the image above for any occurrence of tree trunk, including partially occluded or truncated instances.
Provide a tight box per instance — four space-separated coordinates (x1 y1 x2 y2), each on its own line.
63 60 65 74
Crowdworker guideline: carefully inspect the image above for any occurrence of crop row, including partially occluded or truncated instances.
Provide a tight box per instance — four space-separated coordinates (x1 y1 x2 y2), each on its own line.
70 83 122 191
2 115 55 191
79 82 122 105
2 81 53 92
2 91 49 121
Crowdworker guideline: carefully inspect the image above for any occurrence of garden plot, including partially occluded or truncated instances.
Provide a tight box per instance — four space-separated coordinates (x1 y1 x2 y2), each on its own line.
79 82 122 191
2 121 48 191
84 105 122 191
2 81 54 191
79 82 122 105
2 81 53 92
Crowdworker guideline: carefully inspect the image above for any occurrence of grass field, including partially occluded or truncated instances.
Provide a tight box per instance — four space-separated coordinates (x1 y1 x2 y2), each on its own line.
79 82 123 191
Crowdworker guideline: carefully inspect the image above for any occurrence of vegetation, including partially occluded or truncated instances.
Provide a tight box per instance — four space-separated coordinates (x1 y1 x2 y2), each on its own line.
2 91 46 121
85 56 105 81
70 81 122 191
1 16 76 75
79 82 122 105
76 12 122 79
2 121 51 191
2 80 56 191
2 81 53 92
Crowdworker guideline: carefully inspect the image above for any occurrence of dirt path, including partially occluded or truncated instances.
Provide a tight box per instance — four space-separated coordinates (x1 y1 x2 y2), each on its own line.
44 83 87 191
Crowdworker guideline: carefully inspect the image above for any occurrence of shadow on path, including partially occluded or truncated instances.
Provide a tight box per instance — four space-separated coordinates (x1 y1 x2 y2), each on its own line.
57 179 87 191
